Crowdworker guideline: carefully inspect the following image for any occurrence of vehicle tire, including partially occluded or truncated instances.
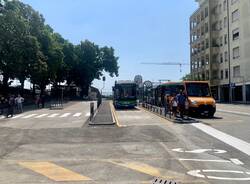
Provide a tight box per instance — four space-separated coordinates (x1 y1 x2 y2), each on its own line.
208 112 215 118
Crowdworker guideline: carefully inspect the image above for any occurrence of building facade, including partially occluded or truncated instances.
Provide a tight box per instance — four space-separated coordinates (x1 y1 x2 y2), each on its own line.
190 0 250 103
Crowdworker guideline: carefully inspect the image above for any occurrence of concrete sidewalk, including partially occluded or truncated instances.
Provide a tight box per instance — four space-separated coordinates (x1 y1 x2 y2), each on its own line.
90 101 115 125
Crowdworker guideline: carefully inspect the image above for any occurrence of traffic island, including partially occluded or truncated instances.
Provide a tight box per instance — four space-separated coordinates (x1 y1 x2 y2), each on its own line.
89 101 115 126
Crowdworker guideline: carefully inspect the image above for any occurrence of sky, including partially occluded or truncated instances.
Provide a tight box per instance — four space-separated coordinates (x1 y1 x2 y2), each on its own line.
22 0 198 94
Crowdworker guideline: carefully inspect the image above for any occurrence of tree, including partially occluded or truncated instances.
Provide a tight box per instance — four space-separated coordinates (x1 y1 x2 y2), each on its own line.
0 7 29 92
181 73 193 81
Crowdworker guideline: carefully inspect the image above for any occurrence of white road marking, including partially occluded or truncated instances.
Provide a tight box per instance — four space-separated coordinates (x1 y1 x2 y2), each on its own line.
179 158 231 163
73 113 82 117
85 112 90 117
12 114 25 119
188 170 250 181
172 148 226 154
60 113 71 118
192 123 250 156
22 114 37 119
217 109 250 116
48 114 59 118
35 114 49 118
230 158 244 165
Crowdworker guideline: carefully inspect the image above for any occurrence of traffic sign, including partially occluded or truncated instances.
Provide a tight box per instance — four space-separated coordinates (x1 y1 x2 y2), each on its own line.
143 80 153 88
134 75 143 85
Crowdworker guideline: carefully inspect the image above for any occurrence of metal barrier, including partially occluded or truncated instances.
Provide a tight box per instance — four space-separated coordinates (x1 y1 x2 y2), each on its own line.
90 102 95 121
50 101 63 110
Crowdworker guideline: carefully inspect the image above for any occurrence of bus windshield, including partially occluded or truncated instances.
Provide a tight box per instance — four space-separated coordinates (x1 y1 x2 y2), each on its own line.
115 84 136 100
186 83 211 97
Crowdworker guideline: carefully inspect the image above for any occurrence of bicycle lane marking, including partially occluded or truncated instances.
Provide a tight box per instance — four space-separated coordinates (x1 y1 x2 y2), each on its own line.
192 123 250 156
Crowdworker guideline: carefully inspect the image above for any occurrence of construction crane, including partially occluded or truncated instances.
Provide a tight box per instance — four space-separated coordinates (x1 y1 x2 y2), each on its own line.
141 62 190 74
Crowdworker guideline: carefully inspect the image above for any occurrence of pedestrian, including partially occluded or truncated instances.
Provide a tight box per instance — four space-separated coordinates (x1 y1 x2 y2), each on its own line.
164 93 170 117
0 96 5 115
177 90 187 119
41 95 45 108
6 95 15 118
15 94 24 113
36 95 40 108
171 93 178 119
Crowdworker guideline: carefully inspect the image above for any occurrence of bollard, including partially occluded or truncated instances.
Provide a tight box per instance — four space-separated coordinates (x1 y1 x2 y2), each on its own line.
90 102 94 120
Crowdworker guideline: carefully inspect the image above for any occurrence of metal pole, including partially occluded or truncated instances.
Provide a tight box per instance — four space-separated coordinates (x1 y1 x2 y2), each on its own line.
227 0 232 103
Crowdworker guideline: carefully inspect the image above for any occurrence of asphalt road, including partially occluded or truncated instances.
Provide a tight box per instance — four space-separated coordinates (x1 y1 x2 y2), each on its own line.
0 101 249 184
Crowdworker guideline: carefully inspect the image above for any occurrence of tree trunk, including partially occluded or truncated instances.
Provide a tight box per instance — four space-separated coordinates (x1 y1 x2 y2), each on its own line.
20 78 25 95
2 74 9 95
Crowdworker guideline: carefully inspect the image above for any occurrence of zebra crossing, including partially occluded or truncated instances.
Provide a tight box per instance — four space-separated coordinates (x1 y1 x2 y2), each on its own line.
0 112 86 120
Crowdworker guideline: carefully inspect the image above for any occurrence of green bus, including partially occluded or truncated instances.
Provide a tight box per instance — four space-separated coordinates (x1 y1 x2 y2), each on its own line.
113 81 137 108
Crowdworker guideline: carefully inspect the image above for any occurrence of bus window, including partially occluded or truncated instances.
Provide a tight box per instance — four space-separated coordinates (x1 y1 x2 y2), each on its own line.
186 83 211 97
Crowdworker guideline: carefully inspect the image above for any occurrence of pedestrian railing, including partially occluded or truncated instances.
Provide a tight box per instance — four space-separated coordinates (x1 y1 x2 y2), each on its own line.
140 102 197 123
50 101 63 110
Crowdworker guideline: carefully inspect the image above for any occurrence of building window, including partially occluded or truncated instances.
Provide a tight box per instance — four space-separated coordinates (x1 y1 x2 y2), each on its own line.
219 20 223 30
205 55 209 65
205 23 209 33
224 51 228 62
225 69 229 79
224 34 227 45
224 17 227 28
232 9 239 22
220 36 223 46
233 65 240 77
231 0 239 5
223 0 227 11
232 28 239 40
206 38 209 49
205 7 209 17
233 47 240 59
220 53 223 63
221 70 224 79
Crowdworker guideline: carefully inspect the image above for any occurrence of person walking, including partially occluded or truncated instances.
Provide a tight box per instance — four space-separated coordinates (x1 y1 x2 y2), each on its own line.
0 96 6 115
177 90 187 119
41 95 45 108
6 95 15 118
164 93 170 117
15 94 24 113
171 93 178 119
36 95 40 108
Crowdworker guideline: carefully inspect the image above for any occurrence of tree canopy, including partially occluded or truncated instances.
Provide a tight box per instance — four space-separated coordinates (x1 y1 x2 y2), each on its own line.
0 0 119 96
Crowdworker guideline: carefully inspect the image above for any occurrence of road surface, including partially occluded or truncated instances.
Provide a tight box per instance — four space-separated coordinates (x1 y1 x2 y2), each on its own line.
0 101 249 184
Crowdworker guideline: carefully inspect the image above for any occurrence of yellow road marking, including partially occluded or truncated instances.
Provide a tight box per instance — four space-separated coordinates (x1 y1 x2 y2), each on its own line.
109 160 163 178
110 102 123 127
19 162 91 182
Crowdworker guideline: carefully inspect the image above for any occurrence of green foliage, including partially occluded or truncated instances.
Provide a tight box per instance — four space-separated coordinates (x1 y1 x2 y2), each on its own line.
181 73 193 81
0 0 119 96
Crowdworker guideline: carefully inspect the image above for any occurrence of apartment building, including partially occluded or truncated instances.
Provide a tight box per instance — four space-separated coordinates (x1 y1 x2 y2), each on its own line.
190 0 250 103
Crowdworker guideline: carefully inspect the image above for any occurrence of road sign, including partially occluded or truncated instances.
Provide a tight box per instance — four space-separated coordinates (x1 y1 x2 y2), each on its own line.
143 80 153 88
134 75 143 85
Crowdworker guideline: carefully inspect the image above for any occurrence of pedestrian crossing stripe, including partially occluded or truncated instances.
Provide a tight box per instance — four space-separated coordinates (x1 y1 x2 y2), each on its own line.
48 113 59 118
35 114 49 118
60 113 71 118
12 114 25 119
73 113 82 117
19 161 92 181
0 112 84 120
22 114 38 119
